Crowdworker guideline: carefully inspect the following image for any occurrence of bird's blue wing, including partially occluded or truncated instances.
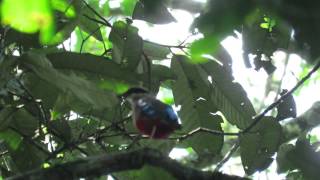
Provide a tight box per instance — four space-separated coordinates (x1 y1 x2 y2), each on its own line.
137 99 157 117
136 98 178 124
142 104 156 117
164 106 178 123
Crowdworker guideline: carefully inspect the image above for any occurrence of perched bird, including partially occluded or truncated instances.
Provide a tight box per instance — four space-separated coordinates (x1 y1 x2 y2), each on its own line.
120 87 181 139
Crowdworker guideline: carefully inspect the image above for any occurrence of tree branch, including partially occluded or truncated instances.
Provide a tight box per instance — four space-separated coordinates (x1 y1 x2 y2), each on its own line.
242 59 320 133
8 148 250 180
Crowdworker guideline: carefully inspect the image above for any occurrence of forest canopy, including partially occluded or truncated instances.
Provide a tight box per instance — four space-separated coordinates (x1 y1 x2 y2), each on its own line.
0 0 320 179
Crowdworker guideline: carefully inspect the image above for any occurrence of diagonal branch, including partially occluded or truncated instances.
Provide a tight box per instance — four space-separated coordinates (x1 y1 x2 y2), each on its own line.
8 148 250 180
81 0 112 27
242 59 320 133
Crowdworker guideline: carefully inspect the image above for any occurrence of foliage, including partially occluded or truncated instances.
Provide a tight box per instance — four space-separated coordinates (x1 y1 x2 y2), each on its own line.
0 0 319 179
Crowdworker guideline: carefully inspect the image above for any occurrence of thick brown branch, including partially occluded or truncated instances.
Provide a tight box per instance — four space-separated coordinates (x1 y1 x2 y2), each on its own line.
8 148 250 180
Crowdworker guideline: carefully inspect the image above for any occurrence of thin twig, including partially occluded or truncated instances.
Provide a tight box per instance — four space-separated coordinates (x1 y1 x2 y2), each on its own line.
169 127 240 141
142 52 152 90
273 36 292 102
81 0 112 27
79 24 103 53
144 40 189 49
46 118 132 161
214 140 240 172
83 14 111 27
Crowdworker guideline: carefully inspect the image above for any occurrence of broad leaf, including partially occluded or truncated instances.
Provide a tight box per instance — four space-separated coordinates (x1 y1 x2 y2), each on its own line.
133 1 176 24
276 89 297 121
73 0 103 41
11 109 38 137
150 64 176 82
240 116 282 175
121 0 138 16
143 41 171 60
200 60 256 129
109 21 143 70
276 144 295 173
0 107 16 131
282 101 320 142
286 137 320 180
1 0 55 43
51 0 76 18
48 119 72 143
0 56 17 89
20 52 118 111
78 9 103 42
171 55 223 156
47 52 142 84
68 118 100 141
0 129 22 150
23 73 60 109
193 0 254 37
49 19 78 45
10 140 46 171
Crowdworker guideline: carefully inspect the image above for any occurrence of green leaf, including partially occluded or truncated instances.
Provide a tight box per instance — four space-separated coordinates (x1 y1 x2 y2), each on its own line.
12 109 38 137
171 55 216 129
276 144 296 173
121 0 138 16
276 89 296 120
77 4 103 42
69 118 100 141
23 73 60 109
1 0 55 44
132 1 176 24
171 55 223 156
109 21 143 70
240 117 282 175
260 17 276 32
150 65 176 82
184 100 224 156
20 52 118 111
0 107 16 131
49 19 77 45
286 171 304 180
51 0 76 18
98 80 130 94
260 23 269 29
0 129 22 150
0 56 18 89
200 60 256 129
282 101 320 142
283 137 320 180
46 52 142 84
10 140 46 171
101 1 110 16
48 119 72 143
143 41 171 60
193 0 254 36
190 36 219 63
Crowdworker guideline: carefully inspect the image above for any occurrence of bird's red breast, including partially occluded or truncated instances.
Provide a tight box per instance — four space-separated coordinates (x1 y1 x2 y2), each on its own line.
135 115 176 139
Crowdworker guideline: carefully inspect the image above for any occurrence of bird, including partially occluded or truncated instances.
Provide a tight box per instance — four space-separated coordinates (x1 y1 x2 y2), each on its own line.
120 87 181 139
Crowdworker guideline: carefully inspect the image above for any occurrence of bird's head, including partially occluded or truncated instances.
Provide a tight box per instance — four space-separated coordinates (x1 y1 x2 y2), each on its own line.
119 87 149 103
